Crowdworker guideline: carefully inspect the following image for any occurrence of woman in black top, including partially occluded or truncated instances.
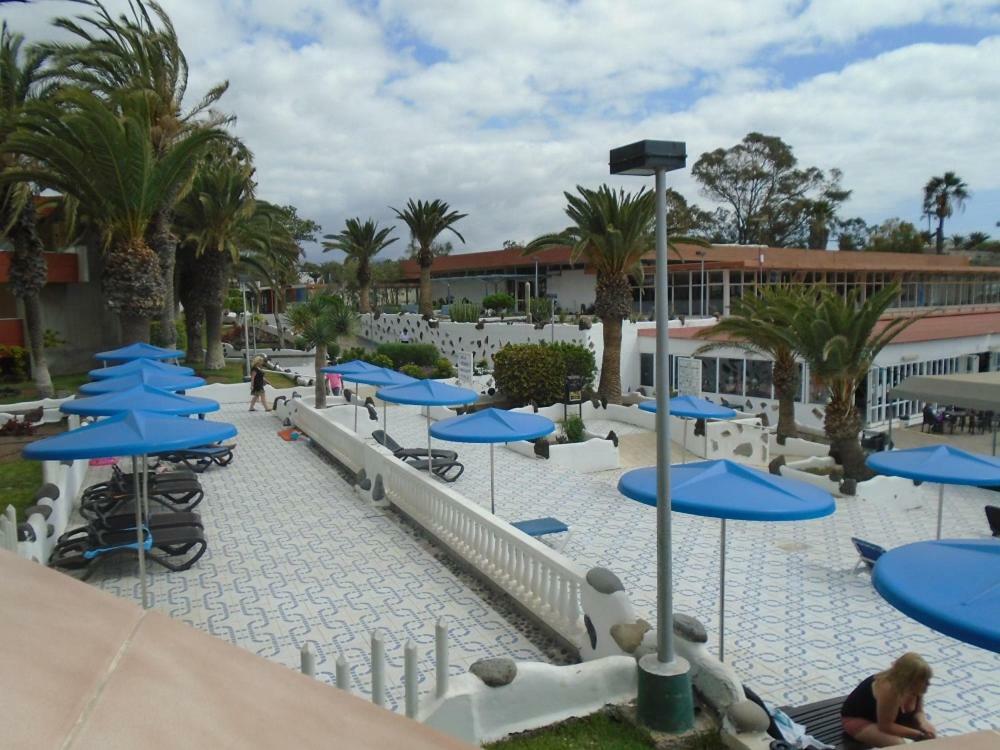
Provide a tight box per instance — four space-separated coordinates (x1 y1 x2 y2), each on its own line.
841 652 936 746
248 356 270 412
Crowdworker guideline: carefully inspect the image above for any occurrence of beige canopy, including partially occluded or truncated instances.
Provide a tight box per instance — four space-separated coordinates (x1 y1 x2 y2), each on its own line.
890 371 1000 412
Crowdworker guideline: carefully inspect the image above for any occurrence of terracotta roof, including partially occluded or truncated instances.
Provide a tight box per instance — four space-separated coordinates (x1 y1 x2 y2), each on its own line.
399 245 574 279
640 310 1000 344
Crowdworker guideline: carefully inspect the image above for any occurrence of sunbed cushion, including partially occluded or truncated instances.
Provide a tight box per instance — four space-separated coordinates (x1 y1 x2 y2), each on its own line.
512 517 569 537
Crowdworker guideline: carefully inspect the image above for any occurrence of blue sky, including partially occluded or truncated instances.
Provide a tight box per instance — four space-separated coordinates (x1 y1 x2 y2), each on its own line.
5 0 999 258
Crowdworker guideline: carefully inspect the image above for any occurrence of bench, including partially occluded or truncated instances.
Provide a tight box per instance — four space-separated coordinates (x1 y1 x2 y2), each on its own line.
511 517 572 552
779 696 863 750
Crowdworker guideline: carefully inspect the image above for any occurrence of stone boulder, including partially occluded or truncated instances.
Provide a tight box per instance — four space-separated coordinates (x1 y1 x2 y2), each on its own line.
726 700 770 734
470 657 517 687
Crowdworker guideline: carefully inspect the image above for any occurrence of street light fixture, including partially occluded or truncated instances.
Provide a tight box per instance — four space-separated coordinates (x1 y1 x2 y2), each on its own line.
609 139 694 733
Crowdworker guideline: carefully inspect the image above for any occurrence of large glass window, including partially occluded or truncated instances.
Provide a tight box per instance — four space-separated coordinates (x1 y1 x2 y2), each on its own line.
699 356 717 393
746 360 772 398
719 358 744 396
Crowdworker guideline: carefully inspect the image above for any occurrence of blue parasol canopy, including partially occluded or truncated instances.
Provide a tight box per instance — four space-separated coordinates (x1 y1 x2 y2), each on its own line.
79 369 206 394
62 385 220 417
24 410 236 460
874 538 1000 653
431 408 555 444
639 395 738 420
94 342 184 362
618 460 835 521
321 360 383 375
346 369 417 388
866 445 1000 486
89 358 195 380
376 379 478 406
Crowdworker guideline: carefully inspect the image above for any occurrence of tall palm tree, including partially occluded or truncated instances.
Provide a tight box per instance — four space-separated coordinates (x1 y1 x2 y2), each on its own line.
0 23 52 396
923 172 969 255
527 185 674 403
695 285 811 442
286 293 355 408
322 218 397 313
390 198 465 316
806 200 836 250
782 283 918 480
1 87 221 342
44 0 230 346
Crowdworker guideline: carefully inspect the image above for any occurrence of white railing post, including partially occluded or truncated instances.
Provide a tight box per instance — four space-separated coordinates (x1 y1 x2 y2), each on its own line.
435 618 449 699
371 631 385 707
336 655 350 692
404 640 418 718
300 644 315 677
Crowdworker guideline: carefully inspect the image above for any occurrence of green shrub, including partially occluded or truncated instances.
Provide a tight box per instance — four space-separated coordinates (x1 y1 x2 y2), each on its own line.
549 342 596 388
0 345 29 382
493 343 565 406
376 342 440 368
433 358 456 378
562 415 586 443
400 363 426 379
339 346 369 363
529 298 553 322
381 304 401 314
482 293 515 313
367 353 394 369
449 302 480 323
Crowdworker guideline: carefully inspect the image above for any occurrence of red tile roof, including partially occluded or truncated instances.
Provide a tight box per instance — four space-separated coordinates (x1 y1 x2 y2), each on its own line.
640 310 1000 344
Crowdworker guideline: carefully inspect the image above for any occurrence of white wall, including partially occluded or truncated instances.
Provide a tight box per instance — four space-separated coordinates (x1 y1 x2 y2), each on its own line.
546 268 595 313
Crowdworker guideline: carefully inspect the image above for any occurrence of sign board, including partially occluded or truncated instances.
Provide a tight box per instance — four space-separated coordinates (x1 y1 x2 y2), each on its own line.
676 357 702 396
457 352 474 388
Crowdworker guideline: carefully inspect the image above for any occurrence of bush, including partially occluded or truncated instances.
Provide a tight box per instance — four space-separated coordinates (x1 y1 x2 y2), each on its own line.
339 346 368 363
482 293 515 313
433 358 456 378
529 298 553 322
381 304 401 314
367 353 394 369
376 342 440 368
549 342 596 388
562 415 586 443
493 343 565 406
400 363 426 379
0 345 29 382
449 302 480 323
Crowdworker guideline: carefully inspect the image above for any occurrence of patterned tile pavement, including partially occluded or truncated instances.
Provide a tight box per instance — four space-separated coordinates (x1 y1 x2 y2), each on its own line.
81 399 1000 733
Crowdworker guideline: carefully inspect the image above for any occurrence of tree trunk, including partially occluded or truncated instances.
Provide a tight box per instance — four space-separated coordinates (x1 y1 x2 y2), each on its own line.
21 295 53 397
120 313 152 344
204 305 225 369
149 208 178 347
102 240 164 344
772 348 799 443
314 343 327 408
598 315 623 404
199 250 231 370
419 266 433 316
935 220 945 254
184 309 203 364
823 382 872 481
359 284 371 314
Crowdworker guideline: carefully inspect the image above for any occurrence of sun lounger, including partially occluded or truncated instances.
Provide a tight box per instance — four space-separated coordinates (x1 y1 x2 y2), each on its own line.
511 516 573 552
851 537 885 574
51 519 207 577
778 695 858 749
80 477 205 522
153 443 235 473
60 511 204 543
372 430 464 482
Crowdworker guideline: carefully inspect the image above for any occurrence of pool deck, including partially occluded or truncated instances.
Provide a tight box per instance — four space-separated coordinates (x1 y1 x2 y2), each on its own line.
85 398 999 734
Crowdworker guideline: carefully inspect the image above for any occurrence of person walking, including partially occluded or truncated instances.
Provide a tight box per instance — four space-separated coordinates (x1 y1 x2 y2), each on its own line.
248 356 271 412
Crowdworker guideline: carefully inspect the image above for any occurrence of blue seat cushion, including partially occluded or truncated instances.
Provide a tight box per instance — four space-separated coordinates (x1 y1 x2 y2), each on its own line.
512 517 569 537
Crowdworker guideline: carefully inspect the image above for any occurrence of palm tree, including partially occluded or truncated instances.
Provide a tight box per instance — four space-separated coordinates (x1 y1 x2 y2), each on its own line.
806 200 836 250
44 0 230 346
0 23 52 396
322 218 397 313
695 285 811 442
1 87 221 342
286 293 355 408
782 283 918 480
390 199 465 316
526 185 702 403
923 172 969 254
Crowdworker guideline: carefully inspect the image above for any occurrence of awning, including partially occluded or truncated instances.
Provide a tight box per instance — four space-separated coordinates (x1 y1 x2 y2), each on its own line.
890 372 1000 411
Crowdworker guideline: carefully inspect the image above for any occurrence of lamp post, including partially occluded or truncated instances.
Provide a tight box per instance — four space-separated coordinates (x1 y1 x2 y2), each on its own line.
610 139 694 732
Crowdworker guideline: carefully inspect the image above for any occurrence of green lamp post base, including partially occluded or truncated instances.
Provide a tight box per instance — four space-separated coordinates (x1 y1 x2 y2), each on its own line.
636 653 694 732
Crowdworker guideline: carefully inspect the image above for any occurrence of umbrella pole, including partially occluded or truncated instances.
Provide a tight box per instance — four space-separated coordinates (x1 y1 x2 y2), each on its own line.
132 456 148 609
354 380 359 432
682 420 688 464
719 518 726 662
936 485 944 540
383 402 387 431
490 444 495 514
428 427 433 474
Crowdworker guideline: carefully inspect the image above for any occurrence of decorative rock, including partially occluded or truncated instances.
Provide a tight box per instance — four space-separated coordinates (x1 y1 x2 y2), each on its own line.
610 619 651 653
768 455 786 476
673 613 707 644
586 568 624 595
469 657 517 687
840 478 857 496
726 700 771 734
733 442 753 458
372 474 385 502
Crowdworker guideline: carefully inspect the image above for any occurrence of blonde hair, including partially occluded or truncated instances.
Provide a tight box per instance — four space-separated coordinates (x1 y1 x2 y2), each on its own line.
252 356 265 367
878 653 932 695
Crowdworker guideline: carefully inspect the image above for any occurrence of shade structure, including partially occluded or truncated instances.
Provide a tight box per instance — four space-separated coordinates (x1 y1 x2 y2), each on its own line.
639 396 737 463
890 371 1000 413
80 370 206 395
321 360 383 375
431 409 554 514
376 379 478 407
873 539 1000 653
343 369 417 432
618 460 834 659
867 446 1000 538
89 358 195 380
24 410 236 609
62 385 220 417
94 342 184 362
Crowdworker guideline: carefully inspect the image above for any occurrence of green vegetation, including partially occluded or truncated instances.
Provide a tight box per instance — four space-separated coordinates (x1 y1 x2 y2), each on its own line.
530 297 553 322
561 415 586 443
391 198 467 316
287 294 356 408
433 358 456 379
548 342 596 389
400 363 426 379
376 342 440 369
0 459 43 522
493 343 565 406
449 302 480 323
0 345 29 382
190 361 294 388
322 218 398 313
483 292 516 313
0 371 90 404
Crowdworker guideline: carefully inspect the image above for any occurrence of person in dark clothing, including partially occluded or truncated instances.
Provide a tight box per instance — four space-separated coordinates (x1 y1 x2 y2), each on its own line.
248 356 271 412
841 652 936 746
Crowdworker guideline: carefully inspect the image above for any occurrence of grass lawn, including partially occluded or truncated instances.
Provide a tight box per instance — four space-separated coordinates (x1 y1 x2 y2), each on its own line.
191 361 296 388
0 459 43 522
0 372 91 404
486 713 726 750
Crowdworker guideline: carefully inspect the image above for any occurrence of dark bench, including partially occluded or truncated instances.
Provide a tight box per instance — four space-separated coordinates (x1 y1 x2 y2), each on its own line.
779 696 865 750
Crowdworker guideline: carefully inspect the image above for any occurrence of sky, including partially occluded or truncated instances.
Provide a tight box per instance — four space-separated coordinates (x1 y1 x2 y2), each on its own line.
5 0 1000 261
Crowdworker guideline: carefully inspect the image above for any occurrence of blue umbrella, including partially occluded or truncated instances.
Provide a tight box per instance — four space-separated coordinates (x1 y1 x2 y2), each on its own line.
344 369 416 431
640 396 737 463
320 361 405 431
62 385 220 417
89 358 195 380
874 539 1000 653
321 359 383 375
431 408 555 513
94 342 185 362
24 411 236 608
619 460 835 659
79 370 206 395
867 446 1000 539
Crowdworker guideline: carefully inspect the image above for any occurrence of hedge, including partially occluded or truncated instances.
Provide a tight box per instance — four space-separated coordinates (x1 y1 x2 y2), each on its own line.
376 342 440 368
482 292 515 312
493 343 565 406
548 342 596 388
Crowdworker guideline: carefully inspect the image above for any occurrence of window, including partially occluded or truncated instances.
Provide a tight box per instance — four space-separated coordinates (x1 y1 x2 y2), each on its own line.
640 353 654 388
699 356 718 393
746 360 772 398
719 358 743 396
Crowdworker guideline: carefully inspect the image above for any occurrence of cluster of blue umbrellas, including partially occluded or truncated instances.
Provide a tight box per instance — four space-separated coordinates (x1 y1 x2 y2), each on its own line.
323 360 417 431
23 342 236 608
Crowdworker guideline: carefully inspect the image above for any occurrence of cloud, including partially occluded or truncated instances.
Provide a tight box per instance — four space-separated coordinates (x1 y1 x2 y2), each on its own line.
3 1 998 258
